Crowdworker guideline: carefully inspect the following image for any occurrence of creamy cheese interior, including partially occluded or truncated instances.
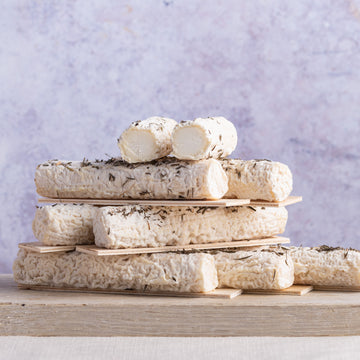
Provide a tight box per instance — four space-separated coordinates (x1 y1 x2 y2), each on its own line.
206 159 229 199
172 126 210 160
120 129 157 162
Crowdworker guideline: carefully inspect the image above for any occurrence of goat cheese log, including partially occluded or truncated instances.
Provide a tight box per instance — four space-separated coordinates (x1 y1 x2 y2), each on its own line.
35 158 228 200
32 204 96 246
171 117 237 160
214 248 294 289
222 159 293 202
118 117 177 163
93 205 288 249
13 249 218 293
289 246 360 287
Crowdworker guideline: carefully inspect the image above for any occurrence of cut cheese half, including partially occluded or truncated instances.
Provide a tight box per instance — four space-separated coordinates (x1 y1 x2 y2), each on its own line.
172 117 237 160
118 117 177 163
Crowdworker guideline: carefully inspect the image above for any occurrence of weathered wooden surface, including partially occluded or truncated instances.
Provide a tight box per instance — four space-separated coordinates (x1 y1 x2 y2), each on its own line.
2 275 360 336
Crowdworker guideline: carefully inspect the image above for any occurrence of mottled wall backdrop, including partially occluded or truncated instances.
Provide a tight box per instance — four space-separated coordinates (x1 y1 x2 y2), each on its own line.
1 0 360 272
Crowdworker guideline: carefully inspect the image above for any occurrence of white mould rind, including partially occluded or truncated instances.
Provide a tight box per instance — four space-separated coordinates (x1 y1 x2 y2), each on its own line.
35 158 228 200
13 249 218 293
289 246 360 287
214 248 294 289
32 204 96 245
222 159 293 202
93 205 288 249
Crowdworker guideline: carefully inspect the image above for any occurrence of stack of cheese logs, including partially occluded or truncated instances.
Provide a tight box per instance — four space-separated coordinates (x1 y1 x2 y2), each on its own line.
13 117 360 293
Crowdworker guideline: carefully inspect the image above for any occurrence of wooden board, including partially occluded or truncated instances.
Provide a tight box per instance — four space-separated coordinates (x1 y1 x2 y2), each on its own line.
314 286 360 292
37 196 302 207
18 242 75 253
249 196 302 207
243 285 313 296
37 197 250 207
76 236 290 256
2 275 360 336
17 284 242 299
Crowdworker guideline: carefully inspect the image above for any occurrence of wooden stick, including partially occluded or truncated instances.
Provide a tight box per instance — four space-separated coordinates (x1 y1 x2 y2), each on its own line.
37 196 302 207
18 242 75 253
243 285 313 296
37 197 250 207
76 237 290 256
314 285 360 292
17 284 242 299
18 237 289 255
249 196 302 207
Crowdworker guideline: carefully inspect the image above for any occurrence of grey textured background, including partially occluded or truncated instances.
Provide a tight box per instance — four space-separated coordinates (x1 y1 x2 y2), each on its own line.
1 0 359 272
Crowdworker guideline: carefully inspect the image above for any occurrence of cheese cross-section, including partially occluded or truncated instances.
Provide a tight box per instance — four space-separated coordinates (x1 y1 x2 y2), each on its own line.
214 248 294 289
32 204 96 246
118 117 177 163
289 246 360 287
172 117 237 160
222 159 293 202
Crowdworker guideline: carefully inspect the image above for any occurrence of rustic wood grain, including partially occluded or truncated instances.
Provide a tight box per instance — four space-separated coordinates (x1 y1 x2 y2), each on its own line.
2 275 360 336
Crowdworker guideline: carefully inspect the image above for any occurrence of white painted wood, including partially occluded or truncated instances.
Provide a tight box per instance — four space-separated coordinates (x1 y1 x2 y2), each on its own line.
2 336 360 360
